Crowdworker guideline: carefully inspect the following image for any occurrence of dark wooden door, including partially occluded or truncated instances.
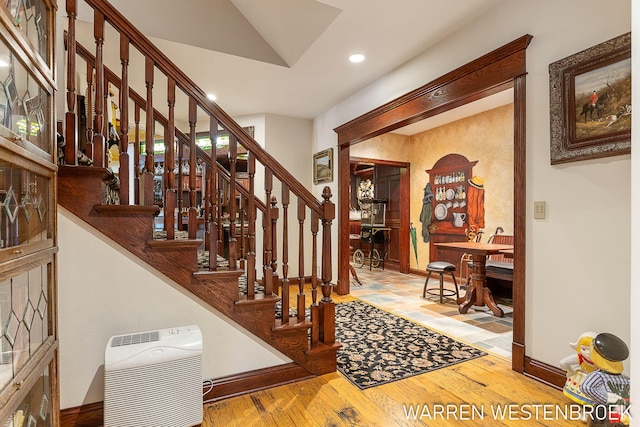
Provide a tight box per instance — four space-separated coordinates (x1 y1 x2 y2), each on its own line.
375 165 401 268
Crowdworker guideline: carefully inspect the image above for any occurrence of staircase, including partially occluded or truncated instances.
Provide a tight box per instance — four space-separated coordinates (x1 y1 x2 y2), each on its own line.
58 0 339 385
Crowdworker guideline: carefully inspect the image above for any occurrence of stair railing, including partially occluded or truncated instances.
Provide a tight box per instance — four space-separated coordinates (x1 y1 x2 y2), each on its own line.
63 0 336 349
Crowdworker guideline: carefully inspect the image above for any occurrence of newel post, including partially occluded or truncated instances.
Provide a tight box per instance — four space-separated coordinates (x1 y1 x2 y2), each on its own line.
319 186 335 344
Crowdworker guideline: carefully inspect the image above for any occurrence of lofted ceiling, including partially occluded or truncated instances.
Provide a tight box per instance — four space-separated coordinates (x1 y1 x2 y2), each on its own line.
72 0 505 125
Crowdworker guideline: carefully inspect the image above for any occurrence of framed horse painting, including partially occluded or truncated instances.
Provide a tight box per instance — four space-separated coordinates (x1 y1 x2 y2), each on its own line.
549 32 630 164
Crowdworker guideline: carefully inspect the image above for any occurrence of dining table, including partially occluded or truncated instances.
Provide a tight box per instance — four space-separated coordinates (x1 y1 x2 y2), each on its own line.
434 241 514 317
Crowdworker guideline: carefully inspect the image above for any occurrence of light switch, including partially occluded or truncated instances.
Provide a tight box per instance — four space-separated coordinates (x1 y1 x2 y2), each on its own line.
533 201 546 219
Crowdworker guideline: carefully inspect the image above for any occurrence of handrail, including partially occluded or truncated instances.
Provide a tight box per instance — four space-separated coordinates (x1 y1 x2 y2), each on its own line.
83 0 323 216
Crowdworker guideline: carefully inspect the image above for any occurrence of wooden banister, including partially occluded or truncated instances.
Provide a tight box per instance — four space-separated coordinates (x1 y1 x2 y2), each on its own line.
81 0 323 216
64 0 338 375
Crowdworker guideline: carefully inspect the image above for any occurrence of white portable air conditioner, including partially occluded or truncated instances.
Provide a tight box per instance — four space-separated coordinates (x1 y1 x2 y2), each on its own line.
104 325 203 427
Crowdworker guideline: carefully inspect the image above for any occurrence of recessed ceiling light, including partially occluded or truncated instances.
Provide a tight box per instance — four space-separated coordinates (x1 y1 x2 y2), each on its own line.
349 53 365 63
207 93 217 101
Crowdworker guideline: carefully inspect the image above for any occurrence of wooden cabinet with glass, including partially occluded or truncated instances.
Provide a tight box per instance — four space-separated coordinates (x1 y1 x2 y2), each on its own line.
0 0 58 425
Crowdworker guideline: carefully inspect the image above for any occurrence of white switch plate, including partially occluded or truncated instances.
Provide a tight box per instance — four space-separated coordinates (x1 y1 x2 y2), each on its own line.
533 201 546 219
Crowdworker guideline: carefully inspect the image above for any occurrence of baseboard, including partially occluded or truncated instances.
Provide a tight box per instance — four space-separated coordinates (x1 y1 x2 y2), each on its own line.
523 356 566 389
60 363 313 426
203 362 313 403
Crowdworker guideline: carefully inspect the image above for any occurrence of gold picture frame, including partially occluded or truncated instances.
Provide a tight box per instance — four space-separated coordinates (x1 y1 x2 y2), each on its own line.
549 33 631 164
313 148 333 184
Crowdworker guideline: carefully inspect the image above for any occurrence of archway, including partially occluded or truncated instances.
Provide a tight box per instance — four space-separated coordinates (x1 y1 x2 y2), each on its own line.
334 35 532 373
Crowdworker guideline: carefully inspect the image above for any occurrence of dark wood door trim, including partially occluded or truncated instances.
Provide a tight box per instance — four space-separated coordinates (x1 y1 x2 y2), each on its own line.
335 35 532 376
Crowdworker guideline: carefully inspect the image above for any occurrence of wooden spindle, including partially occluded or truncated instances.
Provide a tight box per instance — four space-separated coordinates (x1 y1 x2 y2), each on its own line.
65 0 78 165
281 185 290 324
143 56 155 206
310 211 319 345
85 62 94 153
246 152 256 296
208 116 219 270
263 168 273 296
118 34 130 204
92 10 105 167
163 78 176 239
133 104 141 204
177 135 184 214
239 195 246 269
188 97 197 239
297 197 306 322
228 134 237 269
270 195 279 294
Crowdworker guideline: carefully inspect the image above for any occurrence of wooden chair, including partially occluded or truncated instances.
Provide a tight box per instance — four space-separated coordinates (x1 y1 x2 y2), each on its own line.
423 261 459 303
485 232 514 284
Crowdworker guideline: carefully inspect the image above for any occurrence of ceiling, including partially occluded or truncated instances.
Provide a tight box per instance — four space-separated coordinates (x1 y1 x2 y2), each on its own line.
72 0 505 127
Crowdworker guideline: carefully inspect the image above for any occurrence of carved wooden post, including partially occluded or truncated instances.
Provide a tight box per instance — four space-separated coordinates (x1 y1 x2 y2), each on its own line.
188 97 197 239
319 186 335 344
163 78 177 238
65 0 78 165
92 10 106 167
118 34 130 204
143 56 155 206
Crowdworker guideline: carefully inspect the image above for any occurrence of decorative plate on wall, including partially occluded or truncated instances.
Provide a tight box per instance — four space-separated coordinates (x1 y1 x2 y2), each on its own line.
434 203 447 220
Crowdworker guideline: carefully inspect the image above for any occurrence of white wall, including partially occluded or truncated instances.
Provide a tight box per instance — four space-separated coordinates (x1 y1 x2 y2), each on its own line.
57 207 290 409
630 1 639 412
314 0 632 373
264 114 315 278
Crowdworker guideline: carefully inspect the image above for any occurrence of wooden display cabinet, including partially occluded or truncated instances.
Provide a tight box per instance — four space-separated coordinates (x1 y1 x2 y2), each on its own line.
0 0 58 425
426 154 478 269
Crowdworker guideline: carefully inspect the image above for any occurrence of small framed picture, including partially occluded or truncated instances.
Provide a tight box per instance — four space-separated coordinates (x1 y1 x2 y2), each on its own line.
313 148 333 184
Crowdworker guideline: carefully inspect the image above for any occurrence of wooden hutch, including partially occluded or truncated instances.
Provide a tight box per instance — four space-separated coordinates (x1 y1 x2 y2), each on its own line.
426 154 478 270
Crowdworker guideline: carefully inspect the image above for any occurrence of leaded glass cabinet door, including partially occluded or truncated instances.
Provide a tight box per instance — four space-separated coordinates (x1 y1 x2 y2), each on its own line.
0 0 58 425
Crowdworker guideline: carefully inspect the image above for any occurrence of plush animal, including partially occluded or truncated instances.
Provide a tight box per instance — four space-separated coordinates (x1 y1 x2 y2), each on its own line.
56 133 66 165
77 151 93 166
102 168 120 205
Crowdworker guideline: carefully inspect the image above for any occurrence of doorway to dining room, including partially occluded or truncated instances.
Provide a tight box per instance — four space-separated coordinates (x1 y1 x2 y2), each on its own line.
335 35 531 373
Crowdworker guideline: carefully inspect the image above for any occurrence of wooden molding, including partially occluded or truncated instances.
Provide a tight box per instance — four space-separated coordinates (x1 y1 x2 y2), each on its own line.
524 356 566 389
60 363 313 426
203 363 313 403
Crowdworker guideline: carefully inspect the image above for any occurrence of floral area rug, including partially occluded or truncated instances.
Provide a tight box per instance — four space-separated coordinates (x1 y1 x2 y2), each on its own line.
335 300 486 389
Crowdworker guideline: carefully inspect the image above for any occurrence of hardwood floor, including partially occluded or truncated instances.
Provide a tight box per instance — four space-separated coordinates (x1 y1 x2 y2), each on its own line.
203 292 580 426
203 354 580 426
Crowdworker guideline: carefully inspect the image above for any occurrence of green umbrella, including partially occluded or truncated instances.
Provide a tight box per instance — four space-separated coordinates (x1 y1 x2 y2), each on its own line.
410 222 419 268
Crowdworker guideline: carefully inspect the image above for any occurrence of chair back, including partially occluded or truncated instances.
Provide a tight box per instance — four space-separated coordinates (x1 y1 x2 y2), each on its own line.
486 233 514 265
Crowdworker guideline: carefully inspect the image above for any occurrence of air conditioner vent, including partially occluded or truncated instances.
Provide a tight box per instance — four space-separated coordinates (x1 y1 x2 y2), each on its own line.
110 331 160 347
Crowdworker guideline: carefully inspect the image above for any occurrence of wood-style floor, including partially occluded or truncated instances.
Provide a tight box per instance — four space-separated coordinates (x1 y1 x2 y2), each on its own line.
203 294 581 426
